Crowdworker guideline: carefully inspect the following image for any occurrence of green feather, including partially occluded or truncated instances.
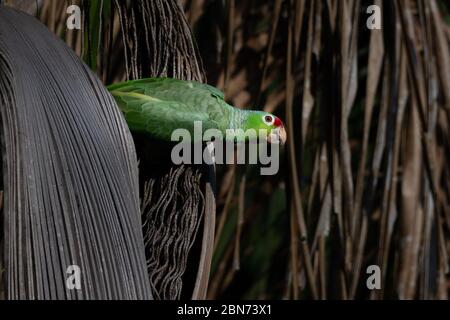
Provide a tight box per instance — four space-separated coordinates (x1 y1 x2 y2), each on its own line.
108 77 280 142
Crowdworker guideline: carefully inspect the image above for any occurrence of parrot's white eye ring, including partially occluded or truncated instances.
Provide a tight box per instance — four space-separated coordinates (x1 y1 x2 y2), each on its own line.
263 114 275 126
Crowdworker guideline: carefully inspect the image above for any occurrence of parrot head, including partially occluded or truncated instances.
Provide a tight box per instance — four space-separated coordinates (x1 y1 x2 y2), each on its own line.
244 111 287 145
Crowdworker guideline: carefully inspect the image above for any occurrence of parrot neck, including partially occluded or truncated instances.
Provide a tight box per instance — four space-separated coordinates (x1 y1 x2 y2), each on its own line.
228 108 250 131
224 108 257 143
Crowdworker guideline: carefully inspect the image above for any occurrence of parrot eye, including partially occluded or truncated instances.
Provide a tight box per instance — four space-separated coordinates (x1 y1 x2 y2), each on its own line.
263 115 275 125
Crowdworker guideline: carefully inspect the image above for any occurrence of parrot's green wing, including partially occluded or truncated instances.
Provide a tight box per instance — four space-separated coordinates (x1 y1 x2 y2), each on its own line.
108 77 225 101
108 78 225 141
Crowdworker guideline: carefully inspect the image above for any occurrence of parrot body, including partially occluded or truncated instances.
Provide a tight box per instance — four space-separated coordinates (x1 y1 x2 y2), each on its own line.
108 77 285 143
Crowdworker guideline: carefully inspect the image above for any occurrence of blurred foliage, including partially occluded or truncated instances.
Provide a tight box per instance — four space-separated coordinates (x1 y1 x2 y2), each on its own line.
183 0 450 300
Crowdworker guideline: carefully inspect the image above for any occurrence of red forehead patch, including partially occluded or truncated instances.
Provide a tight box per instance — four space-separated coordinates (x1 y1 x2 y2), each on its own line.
274 117 283 127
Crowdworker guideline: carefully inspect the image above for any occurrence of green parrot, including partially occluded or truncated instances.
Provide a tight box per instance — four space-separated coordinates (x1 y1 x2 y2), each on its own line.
107 77 286 144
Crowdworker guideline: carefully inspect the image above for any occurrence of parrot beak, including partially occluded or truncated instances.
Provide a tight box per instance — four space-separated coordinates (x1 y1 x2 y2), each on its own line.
278 126 287 145
268 126 287 145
